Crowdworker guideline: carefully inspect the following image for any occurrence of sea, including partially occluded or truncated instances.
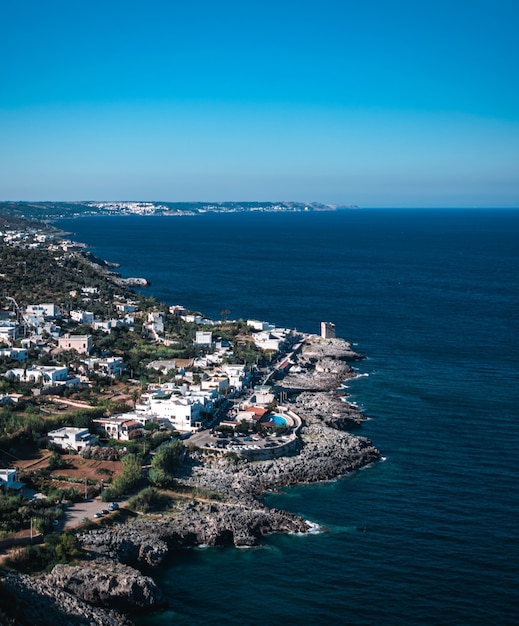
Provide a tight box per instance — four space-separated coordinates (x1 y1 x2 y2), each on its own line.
55 209 519 626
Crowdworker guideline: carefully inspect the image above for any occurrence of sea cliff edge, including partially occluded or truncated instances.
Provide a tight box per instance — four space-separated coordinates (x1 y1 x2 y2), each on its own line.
1 336 380 625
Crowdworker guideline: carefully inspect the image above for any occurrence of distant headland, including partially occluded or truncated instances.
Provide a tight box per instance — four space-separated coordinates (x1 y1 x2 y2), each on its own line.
0 200 360 222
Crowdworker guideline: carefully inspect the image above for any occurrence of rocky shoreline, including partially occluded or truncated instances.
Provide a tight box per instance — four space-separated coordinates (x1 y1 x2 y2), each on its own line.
1 337 380 624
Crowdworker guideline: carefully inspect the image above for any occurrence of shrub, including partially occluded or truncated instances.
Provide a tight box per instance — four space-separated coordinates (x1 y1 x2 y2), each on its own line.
128 487 172 513
47 452 67 471
6 532 83 574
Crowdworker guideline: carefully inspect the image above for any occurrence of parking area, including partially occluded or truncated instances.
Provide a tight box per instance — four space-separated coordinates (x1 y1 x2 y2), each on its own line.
190 429 289 453
62 498 120 528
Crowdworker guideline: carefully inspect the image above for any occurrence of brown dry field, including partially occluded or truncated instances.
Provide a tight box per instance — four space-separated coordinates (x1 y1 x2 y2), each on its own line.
14 451 123 482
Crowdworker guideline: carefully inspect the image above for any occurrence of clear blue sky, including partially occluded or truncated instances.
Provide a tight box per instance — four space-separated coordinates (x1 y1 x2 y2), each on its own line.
1 0 518 207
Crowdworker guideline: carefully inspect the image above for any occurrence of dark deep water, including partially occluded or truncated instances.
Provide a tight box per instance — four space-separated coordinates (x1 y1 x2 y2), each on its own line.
57 209 519 625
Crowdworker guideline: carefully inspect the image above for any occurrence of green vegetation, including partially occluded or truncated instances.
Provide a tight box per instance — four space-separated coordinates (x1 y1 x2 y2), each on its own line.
100 452 144 501
0 206 290 582
0 493 63 536
47 451 68 471
4 532 83 574
0 244 121 307
128 486 173 513
149 440 183 488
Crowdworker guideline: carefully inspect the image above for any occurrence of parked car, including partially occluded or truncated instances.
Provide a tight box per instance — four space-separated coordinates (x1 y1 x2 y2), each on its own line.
108 502 119 511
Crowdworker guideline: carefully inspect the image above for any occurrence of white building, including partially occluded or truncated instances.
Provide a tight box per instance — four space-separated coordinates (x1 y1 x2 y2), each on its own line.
147 312 165 334
70 310 95 325
201 375 228 394
138 390 215 432
0 348 28 362
84 356 125 377
0 468 24 492
195 331 213 346
94 413 147 440
5 365 69 385
247 320 275 332
223 364 250 390
26 303 60 319
47 427 98 452
115 303 136 314
93 319 122 333
0 322 18 345
252 329 288 351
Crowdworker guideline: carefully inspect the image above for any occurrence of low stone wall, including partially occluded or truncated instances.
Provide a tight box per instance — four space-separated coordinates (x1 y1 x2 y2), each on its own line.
239 436 299 461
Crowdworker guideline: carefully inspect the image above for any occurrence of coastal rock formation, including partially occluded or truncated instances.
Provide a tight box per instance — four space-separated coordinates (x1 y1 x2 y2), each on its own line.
301 336 363 361
0 570 132 626
278 337 364 391
75 500 308 561
293 391 367 429
46 561 163 612
187 425 379 499
3 333 380 626
116 277 149 287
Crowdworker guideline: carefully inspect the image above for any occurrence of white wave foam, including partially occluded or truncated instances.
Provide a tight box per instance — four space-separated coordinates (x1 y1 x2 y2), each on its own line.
305 520 323 534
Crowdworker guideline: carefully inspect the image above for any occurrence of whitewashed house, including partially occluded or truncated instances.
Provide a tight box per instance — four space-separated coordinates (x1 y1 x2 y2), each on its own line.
0 348 29 362
115 303 136 314
223 364 250 391
0 322 18 345
148 312 165 334
84 356 125 377
247 320 275 332
94 413 147 441
26 303 61 319
70 310 95 325
195 331 213 346
47 427 98 452
252 330 286 351
139 390 215 433
5 365 68 385
0 468 24 492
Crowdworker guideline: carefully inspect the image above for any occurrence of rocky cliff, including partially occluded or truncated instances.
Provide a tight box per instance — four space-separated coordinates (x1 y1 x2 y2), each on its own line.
3 334 381 625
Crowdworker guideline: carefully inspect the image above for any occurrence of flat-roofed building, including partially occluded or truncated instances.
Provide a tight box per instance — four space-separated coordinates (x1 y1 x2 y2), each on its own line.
58 333 93 354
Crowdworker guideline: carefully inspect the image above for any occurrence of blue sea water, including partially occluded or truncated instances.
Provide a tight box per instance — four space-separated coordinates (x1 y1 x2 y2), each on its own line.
56 209 519 625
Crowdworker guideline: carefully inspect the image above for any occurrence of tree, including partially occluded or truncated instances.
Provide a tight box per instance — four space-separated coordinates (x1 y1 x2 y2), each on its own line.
151 440 183 473
215 424 234 436
47 452 67 471
149 440 184 488
235 419 250 434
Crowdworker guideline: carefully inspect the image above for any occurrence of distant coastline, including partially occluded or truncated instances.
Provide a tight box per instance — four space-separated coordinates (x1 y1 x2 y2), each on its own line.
0 200 360 222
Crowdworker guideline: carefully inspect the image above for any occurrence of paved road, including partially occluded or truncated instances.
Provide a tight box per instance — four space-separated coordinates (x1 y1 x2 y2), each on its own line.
62 498 111 528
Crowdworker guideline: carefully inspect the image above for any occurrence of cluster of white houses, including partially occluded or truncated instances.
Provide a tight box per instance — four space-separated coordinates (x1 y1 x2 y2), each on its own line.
2 295 312 449
43 360 254 453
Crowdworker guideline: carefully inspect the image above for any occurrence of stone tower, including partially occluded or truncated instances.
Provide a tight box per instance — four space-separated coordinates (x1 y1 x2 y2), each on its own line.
320 321 336 339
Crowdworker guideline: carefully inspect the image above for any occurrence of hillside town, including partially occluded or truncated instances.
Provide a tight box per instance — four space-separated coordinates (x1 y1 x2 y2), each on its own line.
0 217 379 625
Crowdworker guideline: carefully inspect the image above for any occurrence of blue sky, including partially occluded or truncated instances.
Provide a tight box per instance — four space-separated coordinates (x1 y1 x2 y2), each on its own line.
1 0 518 207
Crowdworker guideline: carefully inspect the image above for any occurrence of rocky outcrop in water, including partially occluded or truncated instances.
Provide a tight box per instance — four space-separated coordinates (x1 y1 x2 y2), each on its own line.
0 570 132 626
278 337 364 391
3 333 380 626
293 390 366 429
75 499 308 563
186 423 379 499
46 561 163 612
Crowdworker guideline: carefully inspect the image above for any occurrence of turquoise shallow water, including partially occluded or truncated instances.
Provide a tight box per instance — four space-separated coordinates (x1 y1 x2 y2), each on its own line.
57 209 519 625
